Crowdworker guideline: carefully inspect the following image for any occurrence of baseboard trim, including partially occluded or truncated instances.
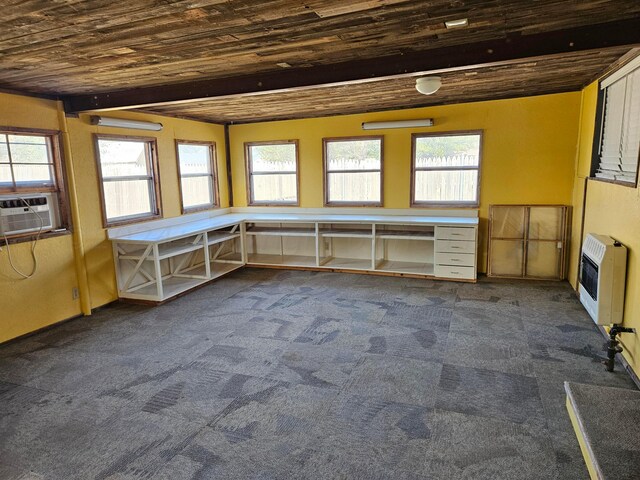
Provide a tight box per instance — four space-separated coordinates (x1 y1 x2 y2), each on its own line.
0 300 119 348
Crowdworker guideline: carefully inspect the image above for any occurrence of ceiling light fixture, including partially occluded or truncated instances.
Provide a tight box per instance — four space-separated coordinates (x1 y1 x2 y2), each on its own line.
90 116 163 131
362 119 434 130
415 77 442 95
445 18 468 29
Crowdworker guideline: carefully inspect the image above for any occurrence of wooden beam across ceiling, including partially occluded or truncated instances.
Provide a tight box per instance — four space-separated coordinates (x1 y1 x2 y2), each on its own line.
63 18 640 114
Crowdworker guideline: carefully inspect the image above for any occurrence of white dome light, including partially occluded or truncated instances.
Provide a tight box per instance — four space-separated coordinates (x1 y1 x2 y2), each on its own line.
416 76 442 95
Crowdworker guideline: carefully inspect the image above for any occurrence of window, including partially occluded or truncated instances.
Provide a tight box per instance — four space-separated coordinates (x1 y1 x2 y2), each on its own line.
245 140 298 205
0 127 69 237
323 136 383 206
411 131 482 206
95 135 161 226
593 58 640 185
176 141 218 212
1 130 59 192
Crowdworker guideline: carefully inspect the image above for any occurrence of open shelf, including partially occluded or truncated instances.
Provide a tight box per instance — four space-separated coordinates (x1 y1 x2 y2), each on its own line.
320 229 372 238
129 276 204 299
375 260 434 276
207 232 241 245
217 251 243 263
174 262 244 280
211 261 244 278
120 241 204 261
320 257 372 270
247 253 317 267
376 232 435 240
245 226 315 237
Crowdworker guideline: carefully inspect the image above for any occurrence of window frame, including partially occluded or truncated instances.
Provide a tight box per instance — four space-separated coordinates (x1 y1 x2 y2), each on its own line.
244 139 300 206
94 133 162 228
0 126 72 243
590 57 640 188
410 130 483 208
322 135 384 207
175 139 219 214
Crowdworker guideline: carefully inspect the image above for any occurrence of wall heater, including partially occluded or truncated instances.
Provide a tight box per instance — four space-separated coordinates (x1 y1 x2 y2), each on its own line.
579 233 627 325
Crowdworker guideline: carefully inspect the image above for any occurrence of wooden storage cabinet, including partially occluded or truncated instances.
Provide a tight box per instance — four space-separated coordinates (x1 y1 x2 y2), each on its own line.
434 226 477 280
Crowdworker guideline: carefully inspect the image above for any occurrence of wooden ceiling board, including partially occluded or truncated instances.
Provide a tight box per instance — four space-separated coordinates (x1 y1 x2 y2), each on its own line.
62 19 640 113
1 0 640 124
2 0 639 96
138 47 633 124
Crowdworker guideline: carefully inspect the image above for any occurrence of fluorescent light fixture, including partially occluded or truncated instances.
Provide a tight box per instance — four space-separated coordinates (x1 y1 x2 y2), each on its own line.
416 77 442 95
362 119 434 130
90 116 163 131
445 18 468 28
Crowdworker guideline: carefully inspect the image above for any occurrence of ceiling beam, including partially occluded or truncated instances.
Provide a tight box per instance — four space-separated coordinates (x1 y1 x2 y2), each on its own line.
63 18 640 113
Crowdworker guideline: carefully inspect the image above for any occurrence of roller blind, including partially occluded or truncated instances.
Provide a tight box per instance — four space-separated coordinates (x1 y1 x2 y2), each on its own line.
596 64 640 184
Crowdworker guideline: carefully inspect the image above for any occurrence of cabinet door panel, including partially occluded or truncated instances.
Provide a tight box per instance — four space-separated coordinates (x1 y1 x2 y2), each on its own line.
528 207 563 240
489 239 524 276
491 206 526 239
526 241 562 278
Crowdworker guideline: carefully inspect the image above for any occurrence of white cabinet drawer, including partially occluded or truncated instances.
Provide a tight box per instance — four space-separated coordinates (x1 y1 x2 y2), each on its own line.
435 265 475 280
435 252 475 266
435 239 476 254
437 226 476 241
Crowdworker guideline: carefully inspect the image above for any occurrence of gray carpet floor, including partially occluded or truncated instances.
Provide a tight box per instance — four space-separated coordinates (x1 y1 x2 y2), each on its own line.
0 268 637 480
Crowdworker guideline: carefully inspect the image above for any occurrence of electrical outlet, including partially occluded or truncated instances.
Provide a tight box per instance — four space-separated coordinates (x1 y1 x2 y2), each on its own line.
72 287 79 300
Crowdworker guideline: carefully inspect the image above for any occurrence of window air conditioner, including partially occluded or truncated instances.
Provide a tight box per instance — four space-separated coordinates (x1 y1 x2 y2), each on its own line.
579 233 627 325
0 194 54 236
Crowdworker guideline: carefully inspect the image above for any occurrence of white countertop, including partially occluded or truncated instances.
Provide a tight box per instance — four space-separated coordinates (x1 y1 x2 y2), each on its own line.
109 212 479 244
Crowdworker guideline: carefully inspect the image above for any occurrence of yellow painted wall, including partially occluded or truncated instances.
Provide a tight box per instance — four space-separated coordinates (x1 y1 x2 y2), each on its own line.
0 92 81 342
569 81 640 374
230 92 582 271
1 92 227 342
568 82 600 288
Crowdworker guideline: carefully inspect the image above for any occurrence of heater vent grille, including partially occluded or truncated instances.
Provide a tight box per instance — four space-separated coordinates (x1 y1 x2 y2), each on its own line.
582 233 608 263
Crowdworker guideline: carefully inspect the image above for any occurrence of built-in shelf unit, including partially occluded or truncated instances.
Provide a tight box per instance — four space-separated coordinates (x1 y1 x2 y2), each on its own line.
109 210 478 303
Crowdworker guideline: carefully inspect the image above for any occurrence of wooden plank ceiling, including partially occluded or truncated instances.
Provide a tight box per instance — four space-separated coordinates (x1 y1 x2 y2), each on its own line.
1 0 640 123
139 48 635 123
